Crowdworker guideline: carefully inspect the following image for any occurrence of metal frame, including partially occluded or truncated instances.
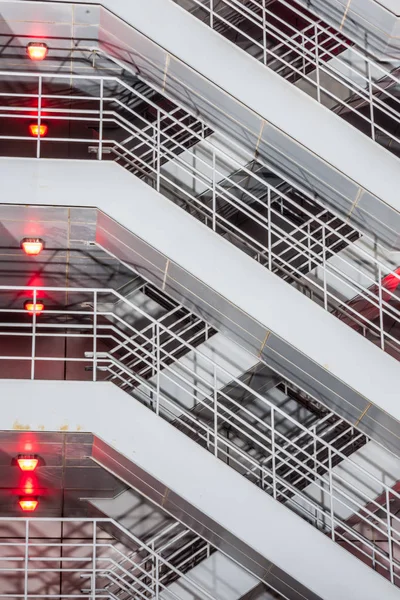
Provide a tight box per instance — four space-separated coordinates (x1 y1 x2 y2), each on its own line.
105 519 213 598
0 70 398 359
174 0 400 153
0 517 216 600
0 284 398 585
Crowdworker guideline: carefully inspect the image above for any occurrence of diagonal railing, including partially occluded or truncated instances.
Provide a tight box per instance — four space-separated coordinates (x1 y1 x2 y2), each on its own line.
0 71 398 360
0 285 398 586
172 0 400 155
0 517 220 600
102 519 212 596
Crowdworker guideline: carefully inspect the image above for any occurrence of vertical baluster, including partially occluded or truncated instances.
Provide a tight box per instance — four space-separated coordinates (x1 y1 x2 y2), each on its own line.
386 489 394 584
155 554 160 599
328 447 335 540
268 187 272 271
24 520 29 600
31 289 37 380
92 522 96 600
93 291 97 381
314 25 321 103
271 408 276 500
214 365 218 457
322 225 328 311
151 541 155 594
98 79 104 160
157 109 161 191
153 124 157 183
368 62 376 141
212 151 216 232
313 425 319 529
156 322 160 416
37 76 42 159
151 323 155 379
262 0 267 66
378 264 385 350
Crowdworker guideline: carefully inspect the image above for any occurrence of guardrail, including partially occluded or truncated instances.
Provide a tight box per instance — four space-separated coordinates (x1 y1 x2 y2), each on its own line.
0 71 398 360
0 285 397 585
0 517 215 600
173 0 400 154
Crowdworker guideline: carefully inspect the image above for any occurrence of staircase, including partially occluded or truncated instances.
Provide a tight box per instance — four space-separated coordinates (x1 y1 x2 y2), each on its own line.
0 284 399 592
0 1 399 596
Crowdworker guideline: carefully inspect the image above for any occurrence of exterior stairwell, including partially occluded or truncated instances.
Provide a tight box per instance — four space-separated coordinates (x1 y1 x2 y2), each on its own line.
4 157 400 455
1 278 397 590
21 0 400 245
0 1 399 599
0 378 398 600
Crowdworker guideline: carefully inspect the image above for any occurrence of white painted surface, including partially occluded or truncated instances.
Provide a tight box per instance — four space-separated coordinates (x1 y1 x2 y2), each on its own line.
162 552 258 600
0 378 398 600
92 489 170 540
375 0 400 15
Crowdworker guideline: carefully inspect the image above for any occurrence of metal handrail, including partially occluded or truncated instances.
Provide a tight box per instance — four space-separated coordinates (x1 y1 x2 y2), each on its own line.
0 285 398 585
107 102 400 355
0 70 397 359
104 514 211 592
0 518 220 600
174 0 400 153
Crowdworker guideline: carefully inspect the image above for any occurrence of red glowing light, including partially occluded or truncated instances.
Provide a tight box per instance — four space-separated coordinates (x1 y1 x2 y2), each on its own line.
22 476 36 496
24 300 45 316
21 238 44 256
26 42 48 61
17 456 38 472
18 497 38 512
29 123 48 138
382 267 400 292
